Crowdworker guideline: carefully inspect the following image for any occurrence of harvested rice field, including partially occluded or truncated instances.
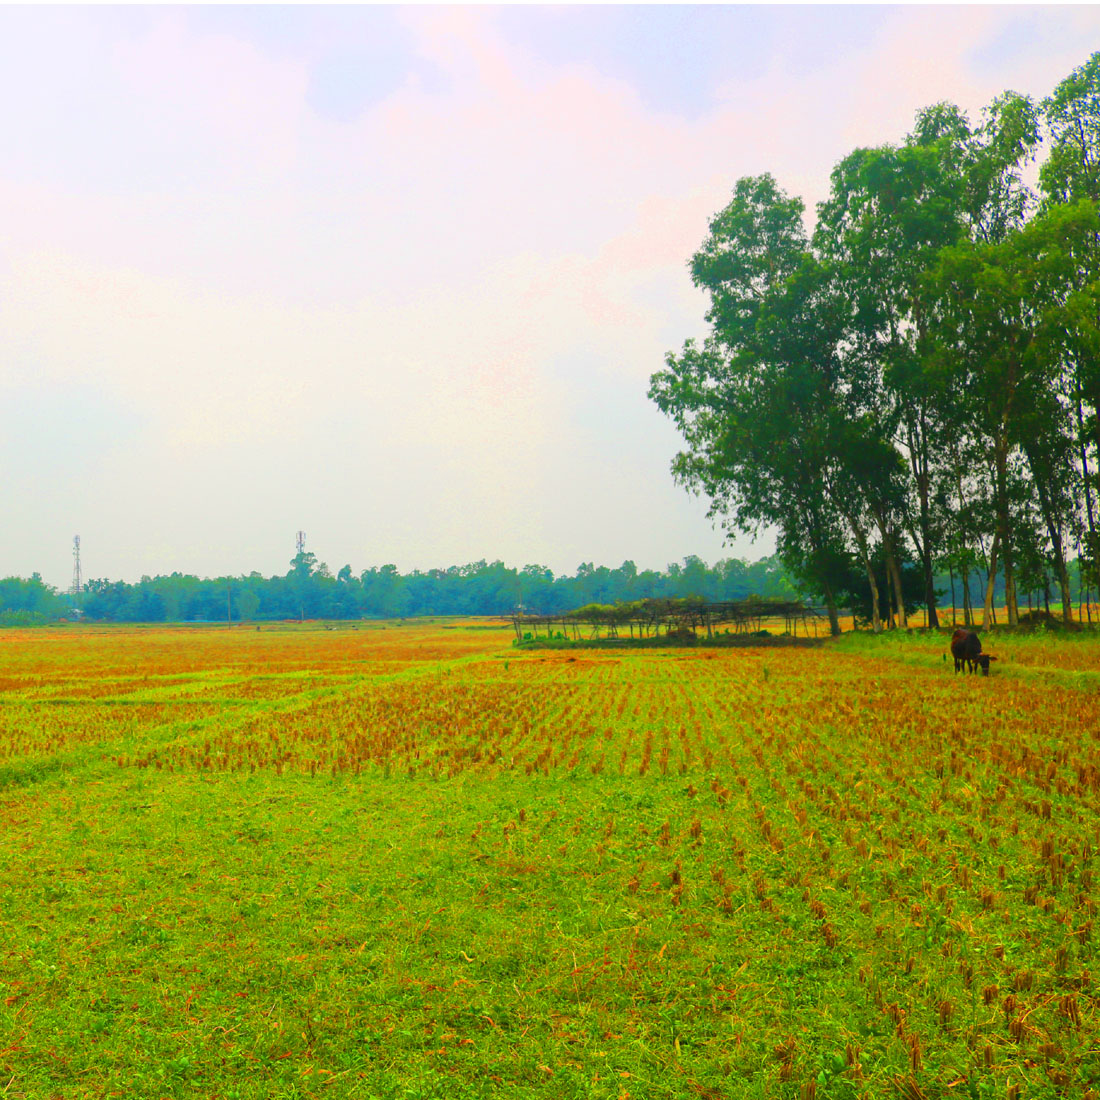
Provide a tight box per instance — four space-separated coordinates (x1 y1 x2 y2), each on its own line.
0 621 1097 1099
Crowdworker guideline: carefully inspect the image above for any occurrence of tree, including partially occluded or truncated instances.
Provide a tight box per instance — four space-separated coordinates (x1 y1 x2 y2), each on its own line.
1040 56 1100 589
925 198 1092 626
288 550 318 621
1041 53 1100 206
651 176 855 633
812 95 1039 628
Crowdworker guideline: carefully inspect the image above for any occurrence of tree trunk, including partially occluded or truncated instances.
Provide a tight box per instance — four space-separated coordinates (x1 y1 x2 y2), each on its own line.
1004 555 1019 627
864 557 882 634
886 550 907 629
1091 378 1100 551
1023 442 1074 625
1047 521 1073 625
921 547 938 628
982 532 1000 631
1071 380 1099 613
1083 554 1093 625
993 441 1019 627
908 415 939 628
1058 564 1073 625
872 513 904 629
873 515 907 630
949 565 956 627
907 525 938 630
953 472 973 627
823 588 841 636
847 516 881 633
1079 388 1098 544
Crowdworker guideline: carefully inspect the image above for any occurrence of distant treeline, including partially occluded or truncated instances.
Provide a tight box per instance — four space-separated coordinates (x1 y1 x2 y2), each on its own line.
0 554 799 624
0 553 1081 626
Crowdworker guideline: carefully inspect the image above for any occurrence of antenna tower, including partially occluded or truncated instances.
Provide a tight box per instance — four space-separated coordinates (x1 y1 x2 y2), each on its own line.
296 530 306 555
71 535 83 606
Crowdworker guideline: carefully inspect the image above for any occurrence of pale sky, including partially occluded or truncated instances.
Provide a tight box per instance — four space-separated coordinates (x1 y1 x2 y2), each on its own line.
2 5 1097 587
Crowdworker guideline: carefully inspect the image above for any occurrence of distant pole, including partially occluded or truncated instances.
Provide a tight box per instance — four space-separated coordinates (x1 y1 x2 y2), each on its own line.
71 536 83 610
227 582 232 625
296 530 306 555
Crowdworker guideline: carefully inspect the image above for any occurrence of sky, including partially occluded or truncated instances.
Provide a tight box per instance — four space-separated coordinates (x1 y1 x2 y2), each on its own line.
2 5 1098 589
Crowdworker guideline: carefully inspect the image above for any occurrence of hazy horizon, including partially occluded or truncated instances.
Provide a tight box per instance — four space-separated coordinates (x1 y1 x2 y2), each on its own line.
4 5 1098 589
44 543 786 589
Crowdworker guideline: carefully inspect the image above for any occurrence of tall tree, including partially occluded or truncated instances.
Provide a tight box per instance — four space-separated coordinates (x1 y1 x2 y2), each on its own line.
814 92 1039 627
651 176 858 633
815 139 959 626
1042 54 1100 586
923 199 1081 626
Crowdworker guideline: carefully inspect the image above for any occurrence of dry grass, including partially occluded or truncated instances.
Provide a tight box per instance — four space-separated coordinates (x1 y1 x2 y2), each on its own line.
0 621 1097 1098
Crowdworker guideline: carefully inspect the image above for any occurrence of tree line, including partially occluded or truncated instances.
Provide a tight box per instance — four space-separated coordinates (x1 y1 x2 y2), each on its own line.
651 52 1100 634
0 554 1057 627
0 554 803 624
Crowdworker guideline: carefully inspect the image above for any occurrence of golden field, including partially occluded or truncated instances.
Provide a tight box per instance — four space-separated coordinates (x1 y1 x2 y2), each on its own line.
0 620 1096 1099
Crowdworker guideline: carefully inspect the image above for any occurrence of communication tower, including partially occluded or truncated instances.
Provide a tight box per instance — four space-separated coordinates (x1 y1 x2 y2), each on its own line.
71 536 83 608
296 530 306 555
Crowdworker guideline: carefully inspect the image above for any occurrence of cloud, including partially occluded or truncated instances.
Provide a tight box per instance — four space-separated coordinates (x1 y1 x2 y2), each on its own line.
2 6 1098 584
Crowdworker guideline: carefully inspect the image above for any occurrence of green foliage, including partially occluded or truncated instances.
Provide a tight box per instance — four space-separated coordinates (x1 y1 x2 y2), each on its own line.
652 49 1100 633
0 609 47 626
0 574 67 622
1 555 807 624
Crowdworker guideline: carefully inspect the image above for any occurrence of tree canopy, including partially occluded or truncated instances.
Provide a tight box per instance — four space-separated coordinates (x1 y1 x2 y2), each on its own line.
651 51 1100 633
0 554 804 624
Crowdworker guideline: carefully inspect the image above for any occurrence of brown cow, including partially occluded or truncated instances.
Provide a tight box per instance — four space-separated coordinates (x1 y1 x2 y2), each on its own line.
950 628 996 675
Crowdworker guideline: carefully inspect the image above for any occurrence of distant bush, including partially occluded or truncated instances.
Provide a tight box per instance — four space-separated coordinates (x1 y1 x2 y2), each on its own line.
0 610 47 627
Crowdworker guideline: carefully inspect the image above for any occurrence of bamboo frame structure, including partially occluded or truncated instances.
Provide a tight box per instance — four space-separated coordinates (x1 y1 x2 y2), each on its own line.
510 597 828 642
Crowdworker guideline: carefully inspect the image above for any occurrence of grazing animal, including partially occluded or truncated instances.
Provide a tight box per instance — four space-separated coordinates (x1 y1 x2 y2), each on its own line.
950 628 997 675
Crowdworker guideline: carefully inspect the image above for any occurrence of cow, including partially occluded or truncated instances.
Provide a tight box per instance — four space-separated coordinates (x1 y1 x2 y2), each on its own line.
949 627 973 673
950 628 997 676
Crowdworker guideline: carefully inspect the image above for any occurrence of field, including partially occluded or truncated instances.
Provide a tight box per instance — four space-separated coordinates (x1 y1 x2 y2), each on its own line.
0 621 1097 1100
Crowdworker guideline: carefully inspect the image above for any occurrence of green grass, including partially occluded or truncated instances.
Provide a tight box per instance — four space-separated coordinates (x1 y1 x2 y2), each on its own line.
1 622 1098 1098
4 769 760 1099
